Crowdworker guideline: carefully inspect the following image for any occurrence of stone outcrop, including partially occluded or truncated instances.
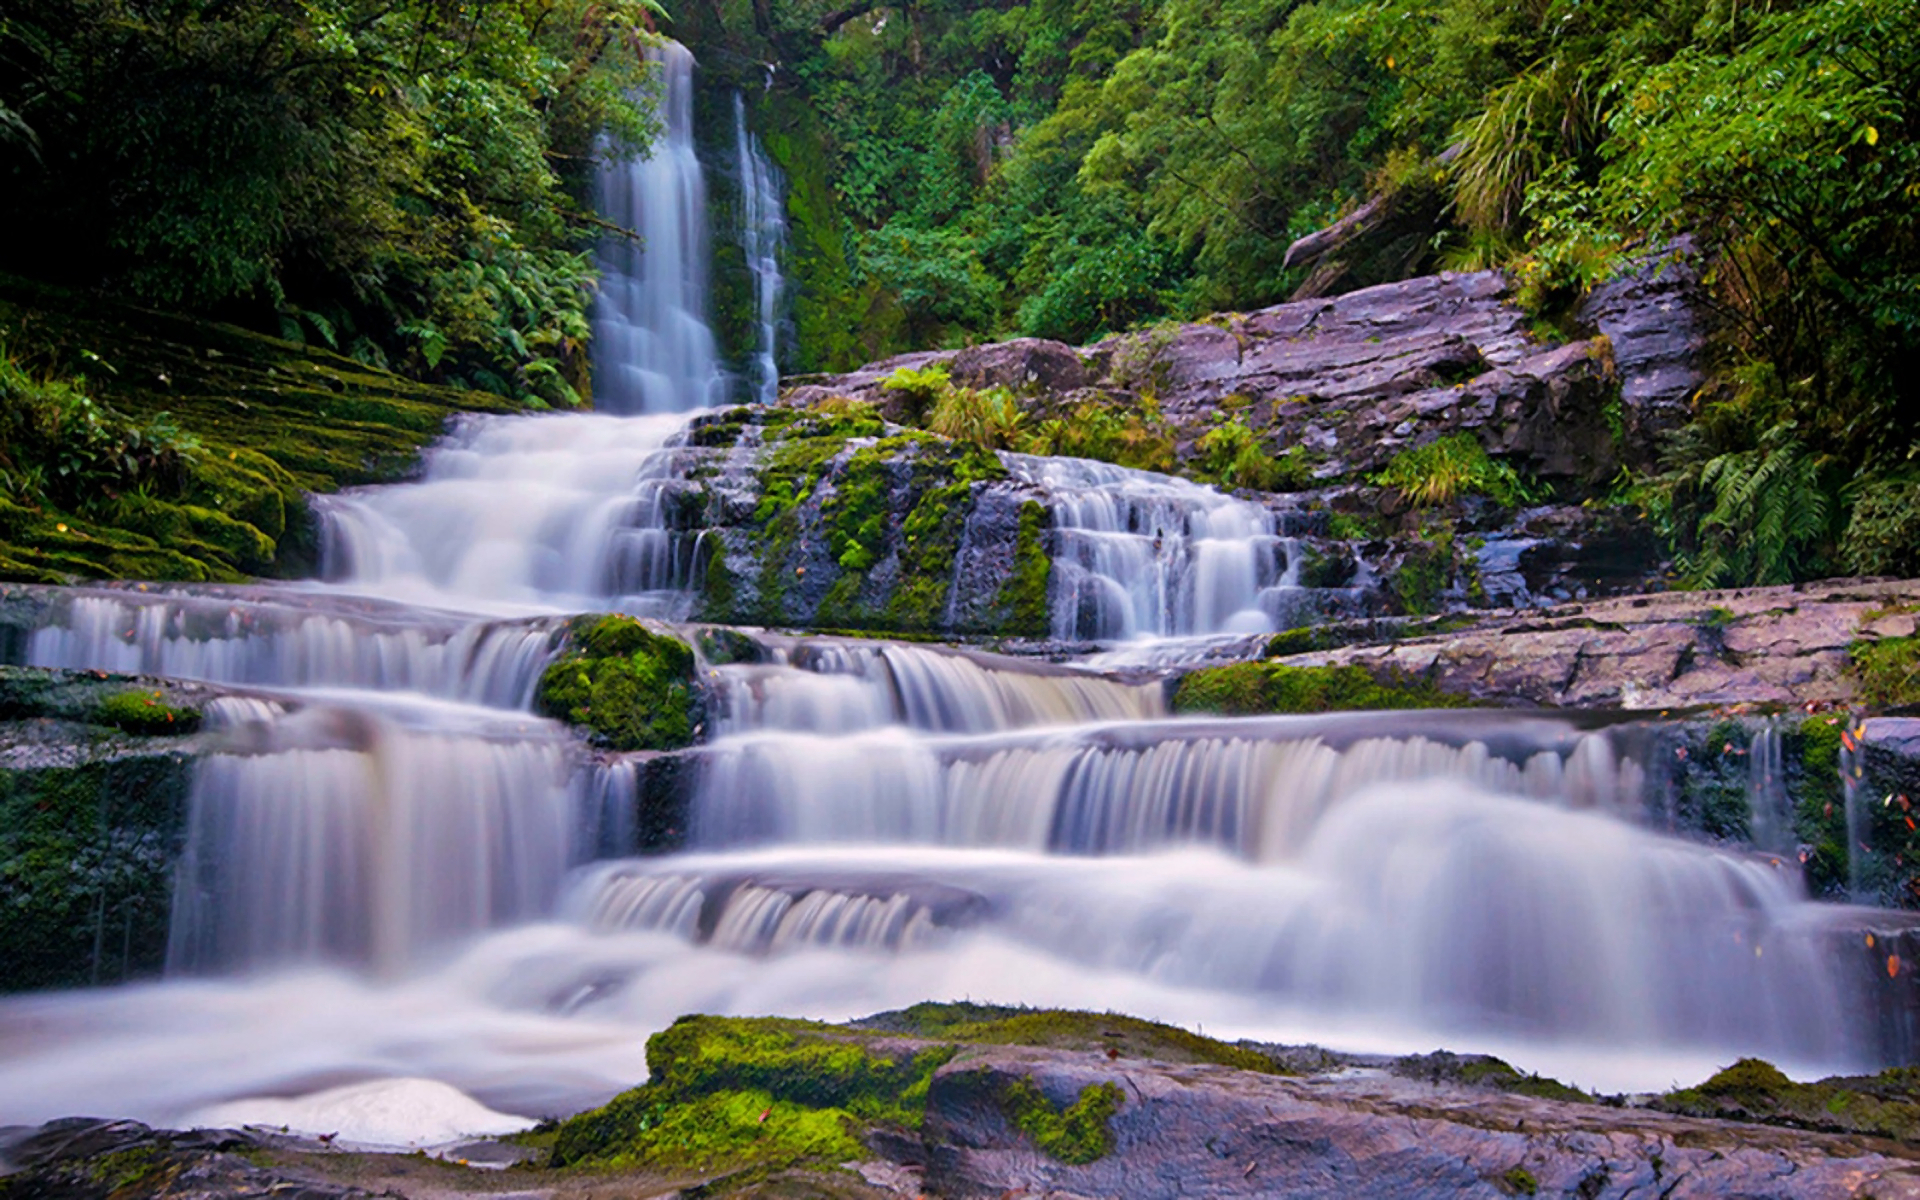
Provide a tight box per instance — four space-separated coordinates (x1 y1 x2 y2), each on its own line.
1577 245 1706 459
925 1047 1920 1200
788 270 1669 488
1264 578 1920 710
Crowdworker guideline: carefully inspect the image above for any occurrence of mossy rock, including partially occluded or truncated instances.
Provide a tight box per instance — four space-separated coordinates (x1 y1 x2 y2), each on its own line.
1170 662 1477 715
548 1005 1274 1174
534 616 703 751
1652 1058 1920 1142
1391 1050 1591 1105
0 665 204 733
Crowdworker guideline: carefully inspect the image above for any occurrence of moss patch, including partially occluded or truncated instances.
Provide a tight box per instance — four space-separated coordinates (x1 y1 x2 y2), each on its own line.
862 1002 1280 1073
1652 1058 1920 1142
0 738 195 991
991 501 1052 638
534 616 701 751
1000 1078 1124 1165
549 1015 955 1172
1171 662 1476 716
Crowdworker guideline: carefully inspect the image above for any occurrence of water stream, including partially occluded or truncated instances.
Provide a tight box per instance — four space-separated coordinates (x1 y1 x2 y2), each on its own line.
0 46 1905 1151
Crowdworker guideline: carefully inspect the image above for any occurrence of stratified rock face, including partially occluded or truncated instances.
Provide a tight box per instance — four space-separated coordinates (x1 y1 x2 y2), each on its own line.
1271 578 1920 710
789 272 1661 487
923 1048 1920 1200
1578 246 1705 459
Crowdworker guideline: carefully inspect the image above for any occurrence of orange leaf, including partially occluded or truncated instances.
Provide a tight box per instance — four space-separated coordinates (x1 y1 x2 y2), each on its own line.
1891 954 1903 979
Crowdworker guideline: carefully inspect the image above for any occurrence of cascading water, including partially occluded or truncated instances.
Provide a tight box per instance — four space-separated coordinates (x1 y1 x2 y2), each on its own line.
591 42 727 414
3 45 1916 1150
733 93 789 405
1005 453 1297 640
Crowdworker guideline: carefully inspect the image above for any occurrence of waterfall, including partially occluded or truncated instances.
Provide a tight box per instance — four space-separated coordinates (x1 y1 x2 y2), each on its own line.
733 93 788 405
1004 453 1293 640
591 42 727 414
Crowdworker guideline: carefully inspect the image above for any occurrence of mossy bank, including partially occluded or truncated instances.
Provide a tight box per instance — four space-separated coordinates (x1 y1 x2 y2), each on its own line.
534 616 704 752
1 275 525 585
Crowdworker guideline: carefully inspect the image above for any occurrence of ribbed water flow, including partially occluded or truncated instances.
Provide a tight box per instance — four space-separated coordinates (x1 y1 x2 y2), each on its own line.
715 639 1163 735
168 712 582 975
1004 453 1292 640
317 413 701 611
690 720 1644 857
592 42 726 414
26 592 559 707
733 93 788 405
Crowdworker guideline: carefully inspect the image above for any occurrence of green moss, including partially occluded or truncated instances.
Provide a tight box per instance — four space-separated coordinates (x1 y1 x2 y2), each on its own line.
1000 1078 1124 1165
1501 1166 1540 1196
0 745 193 991
1852 634 1920 709
94 689 203 735
1653 1058 1920 1142
1792 715 1850 898
1391 528 1455 616
991 501 1052 638
534 616 701 752
1671 718 1755 843
1375 433 1539 508
550 1015 956 1171
1171 662 1475 716
875 1003 1280 1074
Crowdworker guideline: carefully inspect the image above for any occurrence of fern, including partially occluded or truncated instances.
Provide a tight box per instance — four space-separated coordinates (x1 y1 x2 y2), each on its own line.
1681 434 1831 587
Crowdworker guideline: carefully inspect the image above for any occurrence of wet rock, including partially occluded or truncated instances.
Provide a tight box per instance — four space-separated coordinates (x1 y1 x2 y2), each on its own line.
1577 244 1705 459
0 1119 369 1200
947 338 1088 395
1267 579 1920 710
922 1047 1920 1200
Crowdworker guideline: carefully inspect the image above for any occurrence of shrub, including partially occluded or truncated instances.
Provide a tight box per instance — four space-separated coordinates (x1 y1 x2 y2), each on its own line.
1374 434 1536 508
928 384 1025 451
1842 476 1920 578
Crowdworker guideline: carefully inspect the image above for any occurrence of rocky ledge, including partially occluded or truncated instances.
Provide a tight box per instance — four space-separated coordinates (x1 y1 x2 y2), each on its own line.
1242 577 1920 712
9 1008 1920 1200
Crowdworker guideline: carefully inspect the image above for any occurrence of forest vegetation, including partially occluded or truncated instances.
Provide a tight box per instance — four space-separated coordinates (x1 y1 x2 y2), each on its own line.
2 0 1918 588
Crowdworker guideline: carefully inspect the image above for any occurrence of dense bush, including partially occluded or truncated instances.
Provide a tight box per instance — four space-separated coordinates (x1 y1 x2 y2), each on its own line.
0 0 661 408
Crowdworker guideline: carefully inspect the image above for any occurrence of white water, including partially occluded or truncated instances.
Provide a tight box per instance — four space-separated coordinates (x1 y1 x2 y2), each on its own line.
1005 453 1295 640
0 46 1908 1153
592 43 727 414
733 93 788 405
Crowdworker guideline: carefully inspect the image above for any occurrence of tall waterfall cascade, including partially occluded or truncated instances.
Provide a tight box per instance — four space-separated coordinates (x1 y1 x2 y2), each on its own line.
591 43 727 414
733 93 789 405
0 50 1908 1147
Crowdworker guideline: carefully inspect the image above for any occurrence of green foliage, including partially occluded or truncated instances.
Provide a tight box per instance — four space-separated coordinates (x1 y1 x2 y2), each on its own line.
1000 1078 1123 1165
1392 1050 1591 1105
1020 400 1176 474
929 386 1027 452
1195 419 1282 492
1676 429 1834 588
882 364 956 424
1 0 662 405
0 352 194 513
1792 716 1849 898
534 616 700 752
1171 662 1473 715
1375 435 1536 508
1842 477 1920 579
1851 636 1920 710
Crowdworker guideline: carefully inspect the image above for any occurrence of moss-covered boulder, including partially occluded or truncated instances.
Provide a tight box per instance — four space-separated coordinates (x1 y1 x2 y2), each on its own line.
1170 661 1477 715
534 616 703 751
545 1005 1266 1176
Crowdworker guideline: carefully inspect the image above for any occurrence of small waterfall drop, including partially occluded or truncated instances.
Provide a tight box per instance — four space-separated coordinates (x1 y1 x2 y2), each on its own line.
732 93 788 405
592 42 727 414
1005 453 1291 640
